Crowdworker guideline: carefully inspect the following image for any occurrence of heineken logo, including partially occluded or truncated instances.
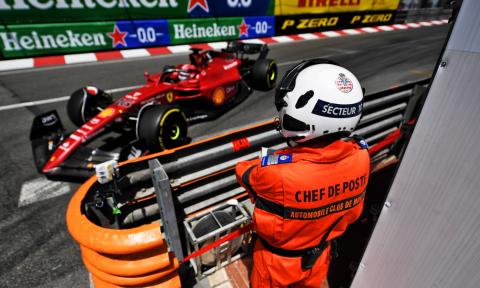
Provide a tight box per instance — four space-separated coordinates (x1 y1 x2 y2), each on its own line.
173 23 237 40
0 0 179 10
0 31 106 51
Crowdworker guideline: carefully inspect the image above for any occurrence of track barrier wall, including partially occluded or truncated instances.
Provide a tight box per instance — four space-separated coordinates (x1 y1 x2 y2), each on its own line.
0 0 451 59
66 79 429 287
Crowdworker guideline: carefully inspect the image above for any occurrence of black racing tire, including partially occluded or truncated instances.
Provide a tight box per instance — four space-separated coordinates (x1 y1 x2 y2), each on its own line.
67 87 112 127
250 58 277 91
137 105 188 151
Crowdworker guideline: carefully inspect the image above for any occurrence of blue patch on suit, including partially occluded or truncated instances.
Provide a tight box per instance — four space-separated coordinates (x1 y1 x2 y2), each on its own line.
357 139 369 149
261 154 293 167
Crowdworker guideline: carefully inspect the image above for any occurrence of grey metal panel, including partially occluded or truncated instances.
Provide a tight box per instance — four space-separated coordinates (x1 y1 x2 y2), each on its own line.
351 1 480 287
447 1 480 53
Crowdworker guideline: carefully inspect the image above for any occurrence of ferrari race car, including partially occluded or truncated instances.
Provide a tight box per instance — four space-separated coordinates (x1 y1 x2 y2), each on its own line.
30 42 277 181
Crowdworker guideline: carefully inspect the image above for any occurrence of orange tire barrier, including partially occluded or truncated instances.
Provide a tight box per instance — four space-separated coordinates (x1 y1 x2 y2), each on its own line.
66 176 180 287
80 246 172 277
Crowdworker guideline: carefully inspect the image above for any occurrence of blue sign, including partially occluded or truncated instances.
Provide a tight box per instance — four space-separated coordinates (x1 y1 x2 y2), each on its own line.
115 20 170 49
187 0 273 17
240 16 275 39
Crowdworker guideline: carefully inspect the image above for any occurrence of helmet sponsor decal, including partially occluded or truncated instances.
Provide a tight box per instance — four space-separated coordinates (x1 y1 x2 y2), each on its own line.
311 99 362 118
335 73 353 93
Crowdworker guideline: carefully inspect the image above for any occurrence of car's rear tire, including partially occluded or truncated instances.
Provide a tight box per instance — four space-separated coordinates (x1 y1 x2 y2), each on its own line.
250 59 277 91
137 105 188 151
67 86 113 127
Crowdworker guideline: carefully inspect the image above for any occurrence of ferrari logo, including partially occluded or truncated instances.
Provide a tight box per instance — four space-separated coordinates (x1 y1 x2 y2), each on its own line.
166 91 174 103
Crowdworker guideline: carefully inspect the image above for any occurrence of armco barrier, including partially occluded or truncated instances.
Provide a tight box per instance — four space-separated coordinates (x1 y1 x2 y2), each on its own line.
395 8 452 24
67 79 429 286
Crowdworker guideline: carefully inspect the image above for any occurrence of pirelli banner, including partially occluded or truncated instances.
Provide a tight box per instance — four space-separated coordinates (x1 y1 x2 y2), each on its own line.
276 10 396 35
275 0 400 15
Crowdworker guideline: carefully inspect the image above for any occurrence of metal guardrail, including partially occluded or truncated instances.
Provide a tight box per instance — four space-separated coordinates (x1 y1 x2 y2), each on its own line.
112 77 428 224
395 8 452 23
69 78 431 284
113 78 430 225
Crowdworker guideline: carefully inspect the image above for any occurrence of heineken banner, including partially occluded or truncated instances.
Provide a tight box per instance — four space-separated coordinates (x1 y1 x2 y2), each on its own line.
275 0 400 15
276 10 396 35
0 22 115 58
168 16 275 45
0 0 186 24
0 0 275 24
0 21 170 58
0 16 275 58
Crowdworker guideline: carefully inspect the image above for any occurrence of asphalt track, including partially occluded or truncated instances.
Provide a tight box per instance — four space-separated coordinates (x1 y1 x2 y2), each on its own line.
0 25 449 288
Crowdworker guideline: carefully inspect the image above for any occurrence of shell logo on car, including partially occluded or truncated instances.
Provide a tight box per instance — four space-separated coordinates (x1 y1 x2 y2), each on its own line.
98 108 115 118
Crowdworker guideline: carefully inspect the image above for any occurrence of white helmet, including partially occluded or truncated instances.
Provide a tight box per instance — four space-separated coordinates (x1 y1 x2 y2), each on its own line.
275 59 364 143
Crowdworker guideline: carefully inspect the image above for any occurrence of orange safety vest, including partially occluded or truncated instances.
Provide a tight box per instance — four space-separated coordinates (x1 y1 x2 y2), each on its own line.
236 139 369 287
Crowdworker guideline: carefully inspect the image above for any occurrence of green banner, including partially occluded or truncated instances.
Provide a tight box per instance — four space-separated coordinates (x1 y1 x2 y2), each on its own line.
169 18 243 45
0 22 115 58
0 0 186 24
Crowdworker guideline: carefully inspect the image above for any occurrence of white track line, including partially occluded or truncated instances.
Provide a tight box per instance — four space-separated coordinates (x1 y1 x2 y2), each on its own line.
18 177 71 207
0 85 141 112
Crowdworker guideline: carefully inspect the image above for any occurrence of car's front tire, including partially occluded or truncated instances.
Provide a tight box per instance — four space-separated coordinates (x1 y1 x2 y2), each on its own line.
136 105 188 151
67 86 113 127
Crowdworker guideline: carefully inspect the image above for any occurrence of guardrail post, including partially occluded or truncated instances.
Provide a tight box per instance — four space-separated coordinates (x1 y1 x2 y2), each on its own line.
149 159 184 261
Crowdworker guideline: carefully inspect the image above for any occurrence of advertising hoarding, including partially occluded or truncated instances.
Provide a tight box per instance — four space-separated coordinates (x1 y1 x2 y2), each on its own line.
275 0 400 15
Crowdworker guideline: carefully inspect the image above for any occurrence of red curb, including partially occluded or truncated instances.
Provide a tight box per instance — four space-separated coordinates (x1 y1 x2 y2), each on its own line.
189 43 213 50
288 35 305 41
95 51 123 61
34 56 66 67
146 47 172 55
259 37 278 44
335 30 350 36
314 32 328 38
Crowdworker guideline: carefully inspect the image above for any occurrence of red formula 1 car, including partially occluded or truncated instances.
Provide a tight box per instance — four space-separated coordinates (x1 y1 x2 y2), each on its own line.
30 42 277 181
